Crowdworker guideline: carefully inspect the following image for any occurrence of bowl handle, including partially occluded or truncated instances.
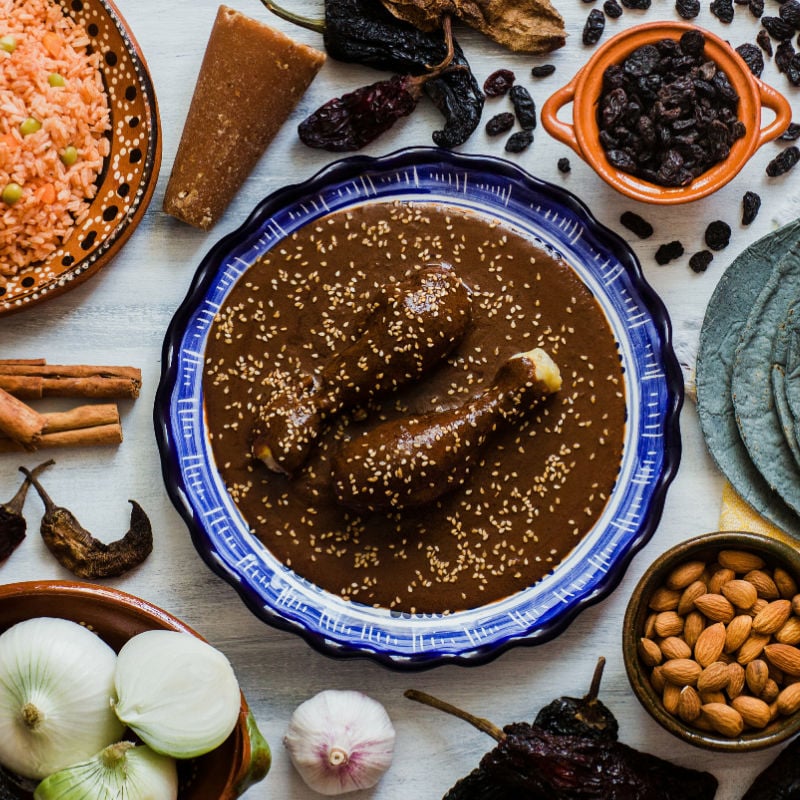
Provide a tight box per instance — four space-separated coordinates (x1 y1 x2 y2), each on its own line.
756 80 793 149
232 710 272 798
541 77 583 157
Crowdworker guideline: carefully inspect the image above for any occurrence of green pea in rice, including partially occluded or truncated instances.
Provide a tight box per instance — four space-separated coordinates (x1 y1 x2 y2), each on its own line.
0 0 110 277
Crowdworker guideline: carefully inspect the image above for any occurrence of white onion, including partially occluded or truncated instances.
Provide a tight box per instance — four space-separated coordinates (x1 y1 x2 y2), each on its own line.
0 617 124 780
112 630 241 758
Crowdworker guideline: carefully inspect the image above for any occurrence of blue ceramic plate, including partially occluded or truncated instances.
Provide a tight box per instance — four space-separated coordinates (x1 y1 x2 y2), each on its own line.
155 148 682 669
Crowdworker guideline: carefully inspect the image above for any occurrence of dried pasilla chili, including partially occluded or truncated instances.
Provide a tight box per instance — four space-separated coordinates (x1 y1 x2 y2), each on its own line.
21 465 153 578
741 734 800 799
261 0 484 148
0 460 51 563
406 658 718 800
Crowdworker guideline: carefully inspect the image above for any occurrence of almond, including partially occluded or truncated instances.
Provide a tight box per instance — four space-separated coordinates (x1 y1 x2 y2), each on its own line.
666 560 706 591
709 568 735 595
762 678 780 703
752 599 792 635
776 617 800 646
693 622 726 667
677 686 701 722
678 580 708 616
702 702 744 737
650 665 666 694
774 567 798 600
662 658 702 687
663 682 681 714
764 643 800 676
648 586 681 612
777 682 800 716
792 594 800 617
749 598 769 618
660 636 692 661
699 690 728 705
721 579 758 610
736 633 771 665
644 611 658 639
697 661 730 693
724 615 752 654
654 610 684 638
726 662 746 700
719 550 765 574
745 659 769 696
694 593 735 623
744 570 780 600
731 695 771 729
684 611 706 649
638 637 662 668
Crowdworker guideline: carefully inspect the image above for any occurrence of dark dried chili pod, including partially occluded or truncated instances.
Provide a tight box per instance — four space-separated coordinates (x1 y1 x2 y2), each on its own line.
742 734 800 799
0 460 52 563
21 466 153 579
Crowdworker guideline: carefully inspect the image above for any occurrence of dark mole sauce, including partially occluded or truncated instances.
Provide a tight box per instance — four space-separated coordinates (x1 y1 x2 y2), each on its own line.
203 201 626 613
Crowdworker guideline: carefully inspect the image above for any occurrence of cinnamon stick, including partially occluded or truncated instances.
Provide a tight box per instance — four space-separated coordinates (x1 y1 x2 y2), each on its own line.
0 365 141 399
0 422 122 453
0 388 46 447
0 359 47 366
41 404 119 434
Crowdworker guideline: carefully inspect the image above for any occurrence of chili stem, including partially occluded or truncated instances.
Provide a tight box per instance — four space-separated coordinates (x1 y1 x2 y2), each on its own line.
258 0 325 33
586 656 606 702
426 15 454 72
404 689 505 742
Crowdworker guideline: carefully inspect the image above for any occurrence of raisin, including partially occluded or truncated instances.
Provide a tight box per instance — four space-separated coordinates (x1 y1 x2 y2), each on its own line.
679 29 706 55
485 112 515 136
710 0 735 22
676 0 701 17
505 129 533 153
787 53 800 84
741 191 762 225
483 69 516 97
776 39 796 71
655 241 684 265
689 250 714 272
583 8 606 45
763 16 795 38
780 0 800 27
750 0 765 16
757 28 774 53
557 157 571 173
510 85 537 130
736 42 765 75
604 0 624 16
621 0 651 7
531 64 556 78
766 145 800 175
704 220 732 250
780 121 800 139
620 210 654 238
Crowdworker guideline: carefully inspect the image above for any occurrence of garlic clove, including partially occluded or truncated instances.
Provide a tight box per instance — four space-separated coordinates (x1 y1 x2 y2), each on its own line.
33 741 178 800
112 630 241 759
0 617 124 780
284 689 395 796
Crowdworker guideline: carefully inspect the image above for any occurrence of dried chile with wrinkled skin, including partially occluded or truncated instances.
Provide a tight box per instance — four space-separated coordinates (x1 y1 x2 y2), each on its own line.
750 0 765 17
757 28 773 52
689 250 714 272
736 42 765 75
704 220 732 250
763 16 795 39
22 466 153 579
557 156 571 172
505 129 533 152
531 63 556 77
0 460 51 563
767 145 800 175
483 69 515 97
485 111 515 135
620 210 654 238
710 0 735 22
583 8 606 45
655 241 685 265
676 0 701 18
742 191 761 224
510 84 537 129
604 0 624 17
780 121 800 139
741 734 800 799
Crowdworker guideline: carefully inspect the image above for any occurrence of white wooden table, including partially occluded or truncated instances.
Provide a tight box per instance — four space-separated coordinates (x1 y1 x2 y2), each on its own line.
3 0 799 796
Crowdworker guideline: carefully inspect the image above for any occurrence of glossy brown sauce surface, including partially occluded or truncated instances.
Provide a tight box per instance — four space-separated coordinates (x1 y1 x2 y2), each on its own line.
203 201 626 613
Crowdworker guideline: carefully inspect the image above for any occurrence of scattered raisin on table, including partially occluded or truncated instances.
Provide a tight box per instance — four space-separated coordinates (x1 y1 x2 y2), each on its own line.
763 16 795 39
689 250 714 272
510 85 537 129
676 0 701 18
621 0 651 8
780 0 800 28
786 53 800 84
655 241 684 265
757 28 774 54
705 220 732 250
750 0 765 18
620 211 654 239
741 191 761 225
483 69 516 97
776 40 796 72
583 8 606 45
505 129 533 153
767 145 800 175
557 157 571 173
736 42 765 75
531 64 556 78
604 0 624 17
485 112 515 136
710 0 735 23
780 121 800 140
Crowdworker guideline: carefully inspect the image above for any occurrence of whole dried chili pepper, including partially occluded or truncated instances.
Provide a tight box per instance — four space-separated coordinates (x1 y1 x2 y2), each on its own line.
261 0 484 147
21 465 153 579
406 658 718 800
0 459 52 563
741 734 800 799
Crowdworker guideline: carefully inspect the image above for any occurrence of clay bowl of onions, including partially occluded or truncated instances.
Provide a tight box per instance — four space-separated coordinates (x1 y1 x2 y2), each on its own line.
0 580 270 800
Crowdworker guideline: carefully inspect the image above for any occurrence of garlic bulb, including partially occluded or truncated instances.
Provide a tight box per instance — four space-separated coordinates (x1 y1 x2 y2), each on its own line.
33 741 178 800
284 689 395 795
112 630 241 758
0 617 124 780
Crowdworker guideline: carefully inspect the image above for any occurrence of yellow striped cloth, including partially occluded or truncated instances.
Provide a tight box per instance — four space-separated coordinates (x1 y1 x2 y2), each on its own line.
718 481 785 536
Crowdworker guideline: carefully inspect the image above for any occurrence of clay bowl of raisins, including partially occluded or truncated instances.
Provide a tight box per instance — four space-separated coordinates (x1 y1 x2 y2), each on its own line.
622 530 800 751
541 22 791 204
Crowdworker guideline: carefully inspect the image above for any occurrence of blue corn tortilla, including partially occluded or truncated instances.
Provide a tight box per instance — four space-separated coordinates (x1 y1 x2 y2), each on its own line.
696 220 800 536
785 322 800 454
771 304 800 471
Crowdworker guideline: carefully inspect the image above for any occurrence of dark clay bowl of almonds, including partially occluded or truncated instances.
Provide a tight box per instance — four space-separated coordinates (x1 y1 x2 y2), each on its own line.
541 22 791 204
622 531 800 751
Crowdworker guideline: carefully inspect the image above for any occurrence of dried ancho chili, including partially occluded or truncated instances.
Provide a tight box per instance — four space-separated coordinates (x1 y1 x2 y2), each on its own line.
0 460 51 563
742 734 800 799
21 465 153 578
767 145 800 176
483 68 515 96
597 30 746 188
406 658 718 800
262 0 484 148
